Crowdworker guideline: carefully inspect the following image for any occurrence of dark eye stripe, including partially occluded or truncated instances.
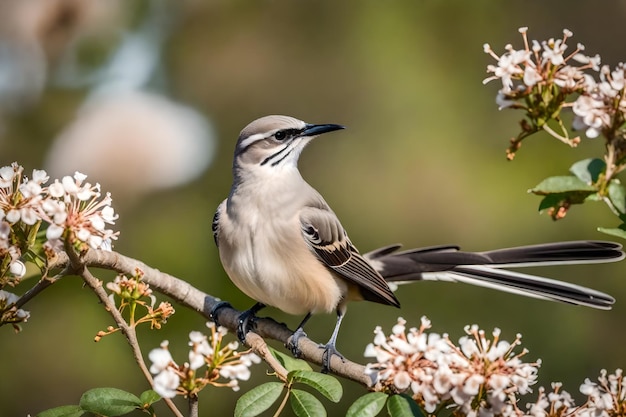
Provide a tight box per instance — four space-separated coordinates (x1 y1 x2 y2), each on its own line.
261 142 291 166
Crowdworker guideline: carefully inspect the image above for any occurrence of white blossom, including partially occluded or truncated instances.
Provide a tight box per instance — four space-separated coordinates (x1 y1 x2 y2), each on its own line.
572 94 610 138
9 260 26 278
149 322 260 398
153 368 180 399
149 342 174 374
0 289 30 321
365 318 540 415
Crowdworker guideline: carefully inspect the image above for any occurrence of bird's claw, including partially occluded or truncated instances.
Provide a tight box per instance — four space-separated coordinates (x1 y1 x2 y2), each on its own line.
321 343 344 374
236 309 258 344
286 328 308 358
209 301 232 327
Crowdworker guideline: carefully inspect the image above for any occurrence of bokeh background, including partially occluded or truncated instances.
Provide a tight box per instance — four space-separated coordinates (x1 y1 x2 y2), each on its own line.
1 1 625 415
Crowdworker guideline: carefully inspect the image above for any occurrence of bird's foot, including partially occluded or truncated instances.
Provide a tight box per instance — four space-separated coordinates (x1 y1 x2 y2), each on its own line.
209 301 232 327
236 309 259 344
320 343 344 374
286 327 308 358
234 303 266 343
211 302 264 344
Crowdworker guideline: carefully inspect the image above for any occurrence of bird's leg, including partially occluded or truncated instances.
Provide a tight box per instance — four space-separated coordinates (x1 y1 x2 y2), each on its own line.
286 312 313 358
236 302 266 343
209 301 266 343
321 309 346 374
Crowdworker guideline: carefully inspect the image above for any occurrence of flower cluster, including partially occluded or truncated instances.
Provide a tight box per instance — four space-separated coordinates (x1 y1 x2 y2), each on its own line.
483 28 597 97
571 63 626 139
0 162 118 328
0 162 118 257
42 171 118 252
525 369 626 417
577 369 626 417
526 383 576 417
483 27 626 160
149 322 260 398
0 163 47 284
366 318 626 417
96 271 174 341
0 289 30 332
106 270 156 310
364 317 540 416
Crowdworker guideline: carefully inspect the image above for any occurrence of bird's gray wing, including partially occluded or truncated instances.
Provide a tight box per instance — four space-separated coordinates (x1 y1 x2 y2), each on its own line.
299 207 400 307
212 200 225 246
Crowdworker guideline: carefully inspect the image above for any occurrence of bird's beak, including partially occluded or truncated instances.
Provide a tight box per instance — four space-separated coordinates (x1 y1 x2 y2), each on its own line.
302 123 345 137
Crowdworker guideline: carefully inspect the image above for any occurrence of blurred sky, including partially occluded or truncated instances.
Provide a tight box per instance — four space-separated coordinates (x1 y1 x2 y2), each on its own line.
1 1 626 416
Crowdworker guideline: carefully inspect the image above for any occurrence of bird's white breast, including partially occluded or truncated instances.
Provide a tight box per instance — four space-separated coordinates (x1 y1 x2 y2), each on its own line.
217 170 345 315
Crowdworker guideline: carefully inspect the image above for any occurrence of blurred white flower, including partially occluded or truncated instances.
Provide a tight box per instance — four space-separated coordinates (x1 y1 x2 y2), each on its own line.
9 260 26 278
45 90 215 201
149 341 174 374
148 342 180 399
572 96 609 139
153 368 180 399
188 330 212 371
149 321 260 399
0 163 46 226
0 289 30 322
578 369 625 417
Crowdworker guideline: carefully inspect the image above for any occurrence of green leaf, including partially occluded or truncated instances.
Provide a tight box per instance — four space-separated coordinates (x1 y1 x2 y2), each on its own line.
538 193 566 212
36 405 85 417
269 346 313 372
387 394 425 417
289 370 343 403
529 176 596 195
346 392 388 417
139 389 161 406
235 382 284 417
537 191 597 212
79 388 142 416
608 179 626 214
598 226 626 240
585 192 603 202
570 158 605 183
290 389 326 417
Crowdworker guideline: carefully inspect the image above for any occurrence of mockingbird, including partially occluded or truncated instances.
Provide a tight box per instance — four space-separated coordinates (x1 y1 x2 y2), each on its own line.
211 115 624 372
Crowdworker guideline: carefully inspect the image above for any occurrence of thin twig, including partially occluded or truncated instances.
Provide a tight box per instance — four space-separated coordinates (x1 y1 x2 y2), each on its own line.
246 332 289 382
542 123 579 146
189 396 198 417
15 267 68 309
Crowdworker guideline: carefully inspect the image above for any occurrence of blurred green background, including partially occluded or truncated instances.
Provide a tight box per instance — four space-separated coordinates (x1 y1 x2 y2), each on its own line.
1 0 625 415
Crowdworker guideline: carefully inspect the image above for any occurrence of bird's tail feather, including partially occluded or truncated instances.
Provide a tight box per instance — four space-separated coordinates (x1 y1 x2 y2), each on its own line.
364 240 623 310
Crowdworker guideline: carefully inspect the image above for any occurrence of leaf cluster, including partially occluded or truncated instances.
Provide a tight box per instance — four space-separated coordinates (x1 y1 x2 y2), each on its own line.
37 387 161 417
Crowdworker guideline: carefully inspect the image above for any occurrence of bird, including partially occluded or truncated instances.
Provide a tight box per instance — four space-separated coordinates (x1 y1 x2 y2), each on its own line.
210 114 624 373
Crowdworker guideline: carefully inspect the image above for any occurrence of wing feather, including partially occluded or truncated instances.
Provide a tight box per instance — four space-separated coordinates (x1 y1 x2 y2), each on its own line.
300 207 399 307
212 200 225 246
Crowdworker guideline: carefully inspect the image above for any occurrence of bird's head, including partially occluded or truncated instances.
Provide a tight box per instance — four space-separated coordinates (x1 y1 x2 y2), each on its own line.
233 115 344 174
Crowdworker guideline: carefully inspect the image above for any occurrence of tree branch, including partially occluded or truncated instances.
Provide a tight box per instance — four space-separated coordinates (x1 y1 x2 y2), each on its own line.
47 249 375 388
63 248 184 417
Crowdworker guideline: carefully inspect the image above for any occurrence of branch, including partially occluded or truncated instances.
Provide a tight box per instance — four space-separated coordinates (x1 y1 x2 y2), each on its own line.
64 248 184 417
47 249 375 388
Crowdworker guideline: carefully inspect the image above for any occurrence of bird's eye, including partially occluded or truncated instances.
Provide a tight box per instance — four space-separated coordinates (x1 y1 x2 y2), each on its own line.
274 130 287 141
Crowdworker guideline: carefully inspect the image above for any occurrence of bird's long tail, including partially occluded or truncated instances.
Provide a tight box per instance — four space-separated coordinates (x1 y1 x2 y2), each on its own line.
364 240 624 309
